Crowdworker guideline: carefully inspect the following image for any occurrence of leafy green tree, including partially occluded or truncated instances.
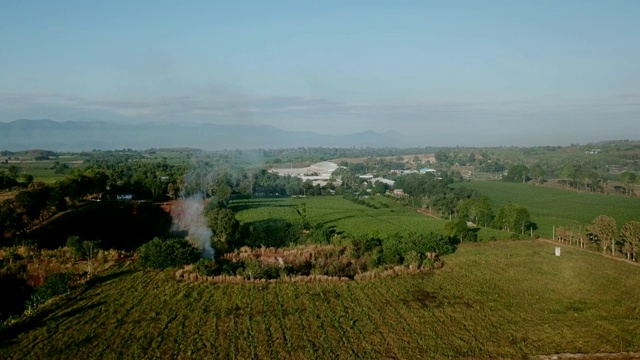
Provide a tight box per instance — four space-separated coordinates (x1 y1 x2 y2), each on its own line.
7 165 20 179
467 152 476 165
350 236 382 258
372 180 387 195
206 208 240 252
215 182 232 207
493 202 532 233
586 168 606 193
21 174 34 187
381 232 456 265
66 235 84 261
457 196 493 227
301 179 315 196
28 272 73 309
475 197 494 228
13 190 39 223
586 215 617 255
513 207 531 234
412 155 421 168
563 163 585 190
503 164 530 183
620 221 640 261
0 171 19 190
620 172 637 196
294 202 310 230
530 162 546 184
494 202 518 232
138 237 201 269
285 176 303 196
52 162 70 174
0 199 24 238
444 218 477 242
434 150 449 163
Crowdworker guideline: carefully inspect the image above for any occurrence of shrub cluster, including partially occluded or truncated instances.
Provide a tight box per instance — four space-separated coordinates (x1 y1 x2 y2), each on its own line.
188 231 455 281
377 232 456 266
27 272 73 311
138 237 201 269
240 220 301 248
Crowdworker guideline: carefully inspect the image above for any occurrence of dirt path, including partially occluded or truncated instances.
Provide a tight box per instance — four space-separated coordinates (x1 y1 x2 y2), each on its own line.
415 208 441 219
388 197 442 220
25 203 85 234
537 238 640 267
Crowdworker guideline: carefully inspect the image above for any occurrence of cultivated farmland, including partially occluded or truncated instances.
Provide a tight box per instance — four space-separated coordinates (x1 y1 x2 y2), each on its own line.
454 181 640 238
231 195 508 241
2 240 640 359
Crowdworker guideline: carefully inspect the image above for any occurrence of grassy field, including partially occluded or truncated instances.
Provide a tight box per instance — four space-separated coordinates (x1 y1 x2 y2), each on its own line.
0 154 88 184
0 150 191 184
2 240 640 359
231 195 508 241
0 160 68 184
454 181 640 238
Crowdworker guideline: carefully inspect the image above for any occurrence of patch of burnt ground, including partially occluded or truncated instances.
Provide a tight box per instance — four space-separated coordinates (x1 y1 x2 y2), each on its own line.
408 289 474 309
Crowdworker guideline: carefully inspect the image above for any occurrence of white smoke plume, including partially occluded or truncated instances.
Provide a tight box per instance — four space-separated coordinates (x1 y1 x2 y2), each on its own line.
171 193 214 259
170 149 265 260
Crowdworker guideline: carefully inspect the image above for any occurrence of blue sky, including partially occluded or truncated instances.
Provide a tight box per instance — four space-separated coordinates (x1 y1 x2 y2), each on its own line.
1 1 639 145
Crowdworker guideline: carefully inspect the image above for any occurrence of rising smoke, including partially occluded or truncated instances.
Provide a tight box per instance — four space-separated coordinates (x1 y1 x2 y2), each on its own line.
170 158 220 260
169 150 264 260
171 193 214 259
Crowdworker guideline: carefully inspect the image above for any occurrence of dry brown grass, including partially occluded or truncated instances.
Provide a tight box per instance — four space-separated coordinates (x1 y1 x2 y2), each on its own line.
0 190 18 202
1 245 132 287
177 243 443 284
224 244 350 268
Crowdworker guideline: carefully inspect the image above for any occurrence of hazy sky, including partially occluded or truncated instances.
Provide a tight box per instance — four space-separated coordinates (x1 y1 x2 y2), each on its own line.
1 1 639 146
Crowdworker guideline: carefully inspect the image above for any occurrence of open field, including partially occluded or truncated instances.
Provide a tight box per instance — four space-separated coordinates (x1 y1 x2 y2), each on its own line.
0 150 191 184
0 154 88 184
454 181 640 238
2 240 640 359
0 160 71 184
231 195 508 241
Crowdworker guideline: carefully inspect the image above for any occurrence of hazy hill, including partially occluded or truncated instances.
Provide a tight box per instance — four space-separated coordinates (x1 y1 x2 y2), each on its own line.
0 119 411 151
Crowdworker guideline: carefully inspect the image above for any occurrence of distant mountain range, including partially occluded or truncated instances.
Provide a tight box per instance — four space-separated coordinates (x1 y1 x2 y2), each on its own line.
0 119 413 151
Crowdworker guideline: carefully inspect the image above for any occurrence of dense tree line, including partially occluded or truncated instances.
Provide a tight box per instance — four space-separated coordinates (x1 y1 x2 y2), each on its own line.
0 165 34 190
392 173 534 236
0 172 108 242
556 216 640 261
0 160 183 243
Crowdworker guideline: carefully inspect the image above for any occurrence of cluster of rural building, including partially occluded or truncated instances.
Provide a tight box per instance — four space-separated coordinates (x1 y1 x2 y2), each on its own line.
268 161 441 196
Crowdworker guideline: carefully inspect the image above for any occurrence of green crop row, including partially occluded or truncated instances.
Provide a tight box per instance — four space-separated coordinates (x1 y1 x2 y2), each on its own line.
3 241 640 359
231 195 508 241
454 181 640 237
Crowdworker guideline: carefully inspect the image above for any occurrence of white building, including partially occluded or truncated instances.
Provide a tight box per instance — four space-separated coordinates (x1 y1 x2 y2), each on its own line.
270 161 340 186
